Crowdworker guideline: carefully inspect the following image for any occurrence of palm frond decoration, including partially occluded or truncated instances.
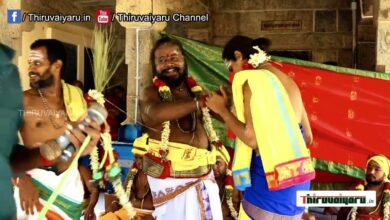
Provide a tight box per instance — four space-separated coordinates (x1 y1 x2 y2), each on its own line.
92 25 124 92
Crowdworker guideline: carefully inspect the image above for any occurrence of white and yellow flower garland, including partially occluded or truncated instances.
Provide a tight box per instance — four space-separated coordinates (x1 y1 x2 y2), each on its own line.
87 89 136 219
125 77 237 219
351 182 390 220
150 76 238 219
225 168 238 220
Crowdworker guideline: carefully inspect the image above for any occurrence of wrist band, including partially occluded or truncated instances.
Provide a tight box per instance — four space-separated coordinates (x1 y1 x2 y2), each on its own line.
39 154 54 167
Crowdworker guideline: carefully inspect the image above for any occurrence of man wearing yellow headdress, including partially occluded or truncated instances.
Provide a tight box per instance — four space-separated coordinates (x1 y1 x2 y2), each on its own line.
338 154 390 220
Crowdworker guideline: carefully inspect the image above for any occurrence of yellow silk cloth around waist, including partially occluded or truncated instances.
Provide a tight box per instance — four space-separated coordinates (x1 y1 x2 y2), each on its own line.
133 133 229 172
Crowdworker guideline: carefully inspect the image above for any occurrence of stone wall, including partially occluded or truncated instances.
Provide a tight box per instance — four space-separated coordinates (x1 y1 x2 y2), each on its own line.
375 0 390 72
210 0 354 67
0 0 21 59
164 0 211 42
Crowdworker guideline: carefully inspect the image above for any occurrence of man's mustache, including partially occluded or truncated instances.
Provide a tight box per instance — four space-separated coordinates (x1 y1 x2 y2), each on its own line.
28 71 40 77
161 67 181 75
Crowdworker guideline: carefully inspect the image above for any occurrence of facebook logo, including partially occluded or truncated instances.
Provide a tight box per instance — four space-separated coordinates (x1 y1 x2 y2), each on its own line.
7 9 22 24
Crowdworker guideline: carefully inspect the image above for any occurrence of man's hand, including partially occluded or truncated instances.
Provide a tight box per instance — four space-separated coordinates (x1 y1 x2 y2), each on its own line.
66 116 101 156
83 206 96 220
206 86 229 115
18 174 40 215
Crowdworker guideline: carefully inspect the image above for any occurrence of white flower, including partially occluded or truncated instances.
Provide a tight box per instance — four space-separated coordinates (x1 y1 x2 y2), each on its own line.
248 46 271 68
88 89 105 105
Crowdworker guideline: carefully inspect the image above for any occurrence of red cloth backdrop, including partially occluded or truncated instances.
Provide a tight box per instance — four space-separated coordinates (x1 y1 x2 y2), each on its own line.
272 60 390 182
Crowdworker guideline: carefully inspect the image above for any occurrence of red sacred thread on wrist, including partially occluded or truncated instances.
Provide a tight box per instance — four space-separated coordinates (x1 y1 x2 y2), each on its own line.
39 155 54 167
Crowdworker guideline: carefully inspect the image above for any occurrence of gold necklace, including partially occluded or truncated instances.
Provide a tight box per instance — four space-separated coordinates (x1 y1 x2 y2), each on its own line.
172 87 197 133
368 192 384 215
37 89 68 129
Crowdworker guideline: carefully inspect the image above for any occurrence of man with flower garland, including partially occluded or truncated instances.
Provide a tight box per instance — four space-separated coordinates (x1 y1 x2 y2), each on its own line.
213 151 241 220
134 37 229 220
337 154 390 220
207 35 314 220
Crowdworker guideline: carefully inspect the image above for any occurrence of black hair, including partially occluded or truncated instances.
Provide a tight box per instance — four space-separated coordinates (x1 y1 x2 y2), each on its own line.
30 39 67 78
222 35 257 61
252 37 271 52
150 37 186 76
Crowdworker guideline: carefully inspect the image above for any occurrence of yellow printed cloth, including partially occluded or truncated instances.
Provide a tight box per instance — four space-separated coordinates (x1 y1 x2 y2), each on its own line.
61 80 87 122
133 133 230 172
231 69 315 191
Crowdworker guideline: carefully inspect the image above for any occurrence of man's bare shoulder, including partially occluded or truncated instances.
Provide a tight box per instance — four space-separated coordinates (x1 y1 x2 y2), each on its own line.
262 65 300 91
143 85 157 93
23 89 39 106
141 85 159 101
23 89 37 97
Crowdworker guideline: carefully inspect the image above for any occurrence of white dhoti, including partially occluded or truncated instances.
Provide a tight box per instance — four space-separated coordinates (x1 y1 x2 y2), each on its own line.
148 171 223 220
14 166 84 220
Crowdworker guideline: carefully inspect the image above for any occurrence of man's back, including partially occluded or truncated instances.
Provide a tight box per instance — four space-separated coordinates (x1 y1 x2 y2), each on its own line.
0 43 23 219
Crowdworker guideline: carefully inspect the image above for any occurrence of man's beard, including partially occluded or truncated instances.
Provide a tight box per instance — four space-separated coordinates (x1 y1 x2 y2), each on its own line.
156 67 188 88
214 171 227 180
29 69 54 89
366 175 385 185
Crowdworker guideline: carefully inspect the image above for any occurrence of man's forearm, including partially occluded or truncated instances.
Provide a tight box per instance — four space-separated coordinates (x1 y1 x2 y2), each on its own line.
146 99 198 125
219 110 257 148
87 189 99 209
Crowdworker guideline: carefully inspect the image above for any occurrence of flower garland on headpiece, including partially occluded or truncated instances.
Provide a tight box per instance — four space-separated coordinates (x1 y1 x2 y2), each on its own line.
248 46 271 68
228 46 270 84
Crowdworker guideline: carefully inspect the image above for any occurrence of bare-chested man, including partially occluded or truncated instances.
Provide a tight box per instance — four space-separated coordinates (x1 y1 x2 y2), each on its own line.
207 35 314 220
15 39 100 220
131 37 229 220
213 156 241 220
338 154 390 220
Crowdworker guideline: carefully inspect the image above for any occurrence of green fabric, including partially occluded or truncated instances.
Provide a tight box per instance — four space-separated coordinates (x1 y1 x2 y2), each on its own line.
32 179 83 219
310 182 354 191
312 158 365 179
160 33 385 180
163 33 230 91
0 43 22 219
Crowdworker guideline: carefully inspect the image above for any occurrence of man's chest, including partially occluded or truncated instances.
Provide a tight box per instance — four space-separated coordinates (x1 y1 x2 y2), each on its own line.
23 105 68 127
21 102 69 145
